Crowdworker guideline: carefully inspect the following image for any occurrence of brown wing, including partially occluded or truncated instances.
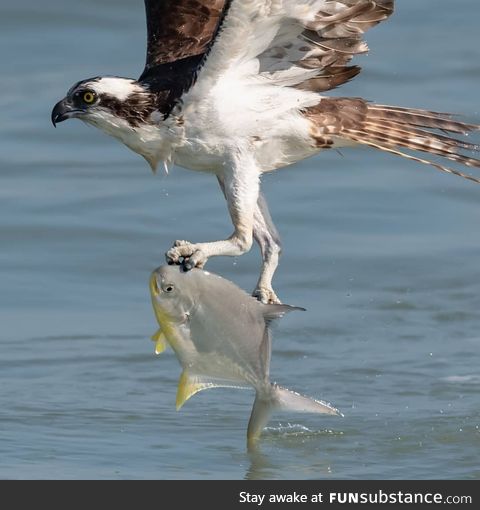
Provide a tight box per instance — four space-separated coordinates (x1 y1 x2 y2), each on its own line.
139 0 230 115
141 0 227 72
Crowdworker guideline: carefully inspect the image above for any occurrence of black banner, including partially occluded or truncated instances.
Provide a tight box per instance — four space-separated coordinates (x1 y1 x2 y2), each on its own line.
1 480 477 509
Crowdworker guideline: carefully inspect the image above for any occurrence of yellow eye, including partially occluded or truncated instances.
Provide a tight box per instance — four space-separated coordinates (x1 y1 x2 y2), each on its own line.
83 91 96 104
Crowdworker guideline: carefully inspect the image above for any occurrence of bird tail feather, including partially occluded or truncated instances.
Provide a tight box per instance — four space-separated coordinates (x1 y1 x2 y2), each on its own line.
307 98 480 183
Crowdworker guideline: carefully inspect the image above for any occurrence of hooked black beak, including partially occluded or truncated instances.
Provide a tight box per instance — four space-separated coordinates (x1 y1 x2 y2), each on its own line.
51 98 78 127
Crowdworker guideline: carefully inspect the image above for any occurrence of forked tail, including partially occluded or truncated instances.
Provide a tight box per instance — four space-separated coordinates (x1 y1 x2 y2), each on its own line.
306 98 480 183
247 384 341 447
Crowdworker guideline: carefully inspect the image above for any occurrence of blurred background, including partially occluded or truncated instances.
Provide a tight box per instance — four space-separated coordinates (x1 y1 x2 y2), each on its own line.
0 0 479 479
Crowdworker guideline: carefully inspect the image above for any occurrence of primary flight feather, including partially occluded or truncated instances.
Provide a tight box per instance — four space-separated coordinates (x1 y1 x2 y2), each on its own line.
52 1 480 304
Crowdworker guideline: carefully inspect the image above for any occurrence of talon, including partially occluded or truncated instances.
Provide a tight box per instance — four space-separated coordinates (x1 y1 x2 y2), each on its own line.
185 249 208 270
183 258 195 271
166 241 194 266
165 248 180 265
166 241 208 270
253 287 282 305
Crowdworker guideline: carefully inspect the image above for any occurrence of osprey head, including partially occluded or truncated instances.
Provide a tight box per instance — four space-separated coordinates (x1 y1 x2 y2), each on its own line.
51 76 169 171
51 76 154 126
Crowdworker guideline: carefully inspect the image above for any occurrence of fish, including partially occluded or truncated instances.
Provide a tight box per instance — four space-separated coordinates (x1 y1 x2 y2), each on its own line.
149 265 341 446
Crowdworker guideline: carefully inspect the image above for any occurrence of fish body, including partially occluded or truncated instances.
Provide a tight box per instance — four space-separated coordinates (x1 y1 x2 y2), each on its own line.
150 265 341 445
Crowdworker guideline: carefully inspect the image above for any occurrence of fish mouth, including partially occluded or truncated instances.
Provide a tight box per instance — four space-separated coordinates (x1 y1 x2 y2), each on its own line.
51 99 83 127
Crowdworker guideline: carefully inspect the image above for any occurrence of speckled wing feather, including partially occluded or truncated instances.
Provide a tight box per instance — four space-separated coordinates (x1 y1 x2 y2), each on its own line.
258 0 394 92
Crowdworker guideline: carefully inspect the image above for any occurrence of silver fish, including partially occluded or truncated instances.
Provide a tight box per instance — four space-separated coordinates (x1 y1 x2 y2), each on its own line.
150 265 341 446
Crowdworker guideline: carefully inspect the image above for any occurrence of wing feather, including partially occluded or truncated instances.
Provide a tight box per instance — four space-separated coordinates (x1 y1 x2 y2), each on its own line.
260 0 394 92
138 0 231 115
193 1 393 94
141 0 227 70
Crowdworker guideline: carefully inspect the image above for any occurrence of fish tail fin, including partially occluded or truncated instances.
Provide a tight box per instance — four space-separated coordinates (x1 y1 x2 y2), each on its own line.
247 384 342 447
274 385 343 416
247 394 273 449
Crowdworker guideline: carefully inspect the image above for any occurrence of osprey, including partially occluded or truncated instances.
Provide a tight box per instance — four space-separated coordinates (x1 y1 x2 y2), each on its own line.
52 0 480 304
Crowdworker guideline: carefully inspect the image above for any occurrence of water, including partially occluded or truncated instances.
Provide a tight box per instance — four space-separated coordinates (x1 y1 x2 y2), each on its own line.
1 0 479 479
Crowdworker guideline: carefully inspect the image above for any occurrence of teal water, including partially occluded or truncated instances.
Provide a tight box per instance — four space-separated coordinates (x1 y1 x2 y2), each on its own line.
1 1 479 479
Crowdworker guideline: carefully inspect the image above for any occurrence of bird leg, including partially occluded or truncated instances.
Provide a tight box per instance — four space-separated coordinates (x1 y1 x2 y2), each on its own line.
215 178 282 304
251 193 282 304
166 153 259 271
213 176 282 304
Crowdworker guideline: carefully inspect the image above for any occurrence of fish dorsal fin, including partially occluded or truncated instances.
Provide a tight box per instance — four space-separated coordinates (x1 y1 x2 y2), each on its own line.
262 304 306 322
151 329 168 355
176 370 217 411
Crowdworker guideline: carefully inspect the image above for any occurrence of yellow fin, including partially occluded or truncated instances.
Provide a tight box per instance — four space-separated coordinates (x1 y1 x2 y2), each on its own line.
176 371 216 411
151 329 168 355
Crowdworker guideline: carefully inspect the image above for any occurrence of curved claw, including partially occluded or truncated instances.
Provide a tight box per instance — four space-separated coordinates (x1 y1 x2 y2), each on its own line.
181 258 194 271
166 241 207 271
184 249 207 270
252 286 282 305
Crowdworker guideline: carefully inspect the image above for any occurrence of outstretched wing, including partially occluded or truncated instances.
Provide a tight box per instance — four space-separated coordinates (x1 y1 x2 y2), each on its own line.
140 1 393 115
139 0 230 114
194 0 394 93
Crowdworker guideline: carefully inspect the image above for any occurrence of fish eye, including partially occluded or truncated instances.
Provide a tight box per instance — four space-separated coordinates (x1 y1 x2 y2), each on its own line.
82 91 96 104
164 284 175 293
